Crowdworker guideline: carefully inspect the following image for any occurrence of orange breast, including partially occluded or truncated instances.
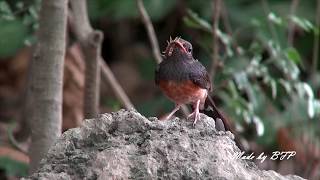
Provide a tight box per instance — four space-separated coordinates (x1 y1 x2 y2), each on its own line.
158 80 207 105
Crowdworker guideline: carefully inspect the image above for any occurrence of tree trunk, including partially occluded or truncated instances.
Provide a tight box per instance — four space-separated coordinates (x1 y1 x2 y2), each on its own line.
27 0 67 173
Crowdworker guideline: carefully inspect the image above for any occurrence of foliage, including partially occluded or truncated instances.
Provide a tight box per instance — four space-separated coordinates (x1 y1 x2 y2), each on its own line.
0 0 40 58
87 0 177 21
0 156 28 177
83 0 319 150
183 0 319 148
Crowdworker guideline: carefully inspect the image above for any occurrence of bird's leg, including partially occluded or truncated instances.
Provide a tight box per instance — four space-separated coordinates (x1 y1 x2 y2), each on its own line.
192 100 200 125
163 104 181 120
187 110 195 119
187 100 198 119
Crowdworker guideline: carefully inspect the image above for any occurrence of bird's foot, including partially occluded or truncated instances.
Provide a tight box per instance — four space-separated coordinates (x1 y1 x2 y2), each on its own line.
188 100 201 126
188 110 200 126
192 110 200 126
160 104 181 121
187 112 195 119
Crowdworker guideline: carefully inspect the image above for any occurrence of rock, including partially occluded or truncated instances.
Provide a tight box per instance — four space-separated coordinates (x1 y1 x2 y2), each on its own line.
24 109 304 180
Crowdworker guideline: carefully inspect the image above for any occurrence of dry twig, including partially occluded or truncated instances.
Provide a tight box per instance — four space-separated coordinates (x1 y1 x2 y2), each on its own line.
136 0 162 64
287 0 300 46
221 1 240 56
312 0 320 76
209 0 222 80
261 0 279 43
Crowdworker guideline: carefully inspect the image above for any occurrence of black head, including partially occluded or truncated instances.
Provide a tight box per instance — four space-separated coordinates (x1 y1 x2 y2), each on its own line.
163 37 193 60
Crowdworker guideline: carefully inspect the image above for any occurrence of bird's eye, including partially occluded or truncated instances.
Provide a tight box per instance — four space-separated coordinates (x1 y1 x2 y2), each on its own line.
182 43 192 53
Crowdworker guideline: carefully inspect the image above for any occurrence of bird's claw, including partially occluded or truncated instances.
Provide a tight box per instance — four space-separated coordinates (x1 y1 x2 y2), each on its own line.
187 112 195 119
192 113 200 126
188 111 200 126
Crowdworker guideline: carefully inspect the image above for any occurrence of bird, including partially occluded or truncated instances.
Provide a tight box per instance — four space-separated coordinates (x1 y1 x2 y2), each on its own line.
155 37 210 125
155 37 220 124
155 37 245 150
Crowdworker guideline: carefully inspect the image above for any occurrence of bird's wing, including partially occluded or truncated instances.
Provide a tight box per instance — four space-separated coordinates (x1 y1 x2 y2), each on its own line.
189 61 211 91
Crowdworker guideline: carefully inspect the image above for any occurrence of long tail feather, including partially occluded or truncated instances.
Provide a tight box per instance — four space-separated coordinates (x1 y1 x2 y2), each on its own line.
201 96 246 151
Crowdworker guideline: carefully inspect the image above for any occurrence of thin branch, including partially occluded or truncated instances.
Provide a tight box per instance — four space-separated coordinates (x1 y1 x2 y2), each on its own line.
17 62 33 141
136 0 162 64
69 0 92 41
69 0 101 118
136 0 190 116
312 0 320 76
69 0 134 111
287 0 300 46
7 125 28 154
209 0 222 80
100 58 135 109
220 1 240 55
83 31 103 118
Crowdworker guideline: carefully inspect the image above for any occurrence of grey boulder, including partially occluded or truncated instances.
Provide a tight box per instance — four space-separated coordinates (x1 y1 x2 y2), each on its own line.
24 109 304 180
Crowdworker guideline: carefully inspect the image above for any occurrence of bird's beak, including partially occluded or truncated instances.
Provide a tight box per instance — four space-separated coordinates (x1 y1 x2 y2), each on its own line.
171 37 187 53
164 37 187 56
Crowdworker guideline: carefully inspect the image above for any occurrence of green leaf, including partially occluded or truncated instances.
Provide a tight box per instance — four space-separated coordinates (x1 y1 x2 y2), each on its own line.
313 100 320 116
0 20 27 58
228 80 239 99
270 79 277 99
0 156 28 176
285 47 301 64
294 82 315 118
275 58 300 80
289 15 314 32
0 1 11 13
183 16 203 30
295 82 314 99
250 18 262 27
242 110 251 123
88 0 176 21
308 98 314 119
184 9 233 57
16 2 24 9
216 29 234 57
88 0 136 20
268 12 283 25
0 1 15 20
234 71 249 90
267 40 281 57
183 9 211 32
28 6 39 20
279 79 292 94
253 115 264 136
144 0 177 21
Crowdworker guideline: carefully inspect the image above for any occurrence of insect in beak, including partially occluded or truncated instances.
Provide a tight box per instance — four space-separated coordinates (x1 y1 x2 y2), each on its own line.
163 36 187 57
170 37 187 53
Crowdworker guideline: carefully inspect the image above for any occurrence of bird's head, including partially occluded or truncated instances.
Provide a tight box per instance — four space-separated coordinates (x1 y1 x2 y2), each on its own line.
163 37 193 60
